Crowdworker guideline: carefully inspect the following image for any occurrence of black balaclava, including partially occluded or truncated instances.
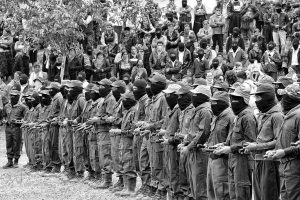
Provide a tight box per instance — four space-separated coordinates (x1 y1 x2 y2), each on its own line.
150 82 166 96
156 28 162 38
275 83 285 101
112 87 126 101
85 91 92 101
67 86 82 103
91 91 100 102
281 94 300 114
166 93 178 110
211 59 219 69
182 0 187 7
198 49 205 60
178 42 185 52
170 53 177 62
19 75 28 86
211 100 229 116
292 38 299 50
233 28 239 37
178 93 192 110
122 98 136 110
133 87 146 101
268 42 275 51
232 42 238 52
24 97 32 109
191 93 209 108
255 92 276 113
99 85 111 98
10 95 19 106
146 85 153 98
41 94 52 106
276 7 281 13
61 86 68 99
231 95 248 115
49 88 59 98
200 40 208 49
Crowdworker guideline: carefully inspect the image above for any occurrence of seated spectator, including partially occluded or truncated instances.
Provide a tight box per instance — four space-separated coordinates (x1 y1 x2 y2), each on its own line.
165 50 181 81
131 60 148 82
64 48 83 80
197 20 213 44
29 63 47 87
248 42 263 64
227 41 247 69
91 51 110 82
149 41 169 75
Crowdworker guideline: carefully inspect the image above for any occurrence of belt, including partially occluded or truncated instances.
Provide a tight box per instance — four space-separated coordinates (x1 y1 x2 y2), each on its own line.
280 157 295 164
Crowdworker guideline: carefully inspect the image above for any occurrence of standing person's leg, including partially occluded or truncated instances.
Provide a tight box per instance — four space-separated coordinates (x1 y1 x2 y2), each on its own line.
218 34 224 53
212 34 218 51
3 126 14 168
279 30 287 54
273 31 280 52
12 126 22 167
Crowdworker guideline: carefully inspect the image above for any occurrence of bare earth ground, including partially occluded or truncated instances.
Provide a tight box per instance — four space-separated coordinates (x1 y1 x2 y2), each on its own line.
0 128 140 200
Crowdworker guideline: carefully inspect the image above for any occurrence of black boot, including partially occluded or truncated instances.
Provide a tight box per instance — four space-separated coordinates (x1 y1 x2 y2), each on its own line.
98 173 113 189
109 176 124 192
3 159 13 169
13 158 19 168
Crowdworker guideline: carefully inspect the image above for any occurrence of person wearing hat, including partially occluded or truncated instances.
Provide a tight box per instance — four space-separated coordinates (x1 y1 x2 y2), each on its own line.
212 81 229 94
241 83 283 200
62 80 85 178
101 21 118 47
46 82 64 173
87 78 116 188
214 84 257 200
270 3 290 54
1 89 28 169
177 85 212 200
138 74 168 198
273 76 294 101
264 83 300 199
206 91 234 200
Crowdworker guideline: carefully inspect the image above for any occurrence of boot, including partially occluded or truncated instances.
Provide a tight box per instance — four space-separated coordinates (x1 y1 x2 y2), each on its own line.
131 184 145 197
115 175 128 195
97 173 112 189
109 176 124 192
153 189 167 200
120 177 136 197
3 159 13 169
13 158 19 168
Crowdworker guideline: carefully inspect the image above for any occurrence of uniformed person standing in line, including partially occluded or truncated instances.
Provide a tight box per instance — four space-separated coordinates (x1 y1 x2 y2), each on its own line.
215 84 257 200
207 91 234 200
244 84 283 200
1 89 28 169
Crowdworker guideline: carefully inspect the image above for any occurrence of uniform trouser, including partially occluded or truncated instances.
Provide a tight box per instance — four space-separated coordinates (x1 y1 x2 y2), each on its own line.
187 149 208 200
22 127 31 163
42 127 51 168
150 135 165 190
110 133 121 176
272 30 286 53
228 153 252 200
73 128 85 173
120 136 137 179
5 125 22 160
97 130 112 174
179 148 189 197
83 130 90 171
32 128 43 165
49 124 60 169
27 129 34 164
253 160 280 200
59 125 67 165
167 144 180 196
133 134 143 173
64 126 74 170
88 131 100 173
207 156 229 200
139 136 151 186
279 159 300 200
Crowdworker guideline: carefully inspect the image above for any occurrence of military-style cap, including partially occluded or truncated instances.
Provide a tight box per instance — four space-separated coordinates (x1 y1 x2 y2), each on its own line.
210 91 230 105
258 75 274 85
111 80 126 88
212 82 229 90
148 74 167 83
163 84 181 94
273 76 294 88
192 78 207 87
91 85 100 93
251 83 275 95
229 84 251 105
61 80 71 86
46 82 61 90
284 83 300 99
40 90 50 96
190 85 212 97
99 78 112 86
121 92 136 101
84 83 95 91
10 89 20 96
69 80 83 88
229 82 241 90
176 85 192 95
11 83 21 91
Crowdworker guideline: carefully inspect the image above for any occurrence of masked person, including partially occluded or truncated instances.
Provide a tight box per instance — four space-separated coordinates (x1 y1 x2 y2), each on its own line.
151 27 167 49
264 83 300 200
227 40 247 69
190 48 209 79
262 41 282 81
178 85 212 200
177 42 192 78
1 89 28 169
273 76 294 102
138 74 168 199
165 51 181 81
214 84 257 200
179 0 192 32
241 84 282 200
87 79 116 188
113 92 137 197
206 91 234 200
225 27 245 54
62 80 85 179
106 80 126 192
210 6 226 53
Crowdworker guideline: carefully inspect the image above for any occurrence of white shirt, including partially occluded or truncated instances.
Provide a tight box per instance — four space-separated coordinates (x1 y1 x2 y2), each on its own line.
291 48 299 66
178 51 184 64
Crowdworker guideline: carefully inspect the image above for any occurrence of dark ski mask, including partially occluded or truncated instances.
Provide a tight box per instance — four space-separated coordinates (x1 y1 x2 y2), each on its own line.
281 94 300 114
150 82 166 96
178 93 191 110
275 83 285 101
178 43 185 52
112 87 125 101
166 93 178 110
49 88 59 98
41 95 52 106
170 54 177 62
85 91 92 101
99 85 111 98
133 87 146 101
10 95 19 106
191 93 209 108
67 86 83 103
146 86 153 99
232 44 238 52
122 98 136 110
268 44 275 51
211 100 229 116
24 97 32 109
292 39 299 50
255 92 276 113
212 59 219 69
91 91 100 102
230 95 247 115
182 0 187 7
61 86 68 99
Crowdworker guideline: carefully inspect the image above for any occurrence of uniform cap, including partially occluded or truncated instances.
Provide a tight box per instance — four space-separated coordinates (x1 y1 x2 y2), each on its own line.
111 80 126 88
273 76 294 88
11 83 21 91
61 80 71 87
46 82 61 90
210 91 230 105
190 85 212 97
133 79 147 89
98 78 112 86
121 91 136 101
148 74 167 83
251 83 275 95
84 83 95 91
212 82 229 90
69 80 83 88
258 75 274 85
192 78 207 86
163 84 181 94
229 84 251 105
40 89 50 96
10 89 20 96
229 82 241 90
91 85 100 93
176 85 192 95
284 83 300 99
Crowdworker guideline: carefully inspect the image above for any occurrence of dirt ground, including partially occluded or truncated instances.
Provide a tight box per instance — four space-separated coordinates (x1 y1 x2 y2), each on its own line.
0 127 140 200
